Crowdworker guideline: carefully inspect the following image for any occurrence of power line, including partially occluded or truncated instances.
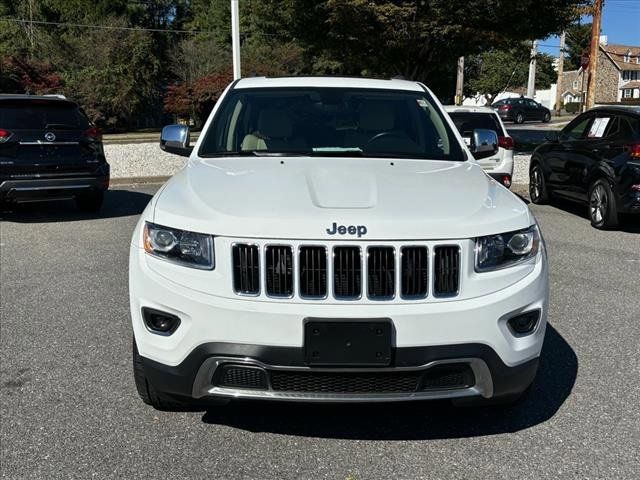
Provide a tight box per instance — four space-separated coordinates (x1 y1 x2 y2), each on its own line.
0 17 221 35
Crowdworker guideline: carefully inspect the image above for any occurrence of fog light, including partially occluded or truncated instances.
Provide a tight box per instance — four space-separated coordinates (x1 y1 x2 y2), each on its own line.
142 307 181 335
507 310 540 336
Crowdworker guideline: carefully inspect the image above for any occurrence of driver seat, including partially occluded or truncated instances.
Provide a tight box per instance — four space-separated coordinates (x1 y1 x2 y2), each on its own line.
344 102 396 149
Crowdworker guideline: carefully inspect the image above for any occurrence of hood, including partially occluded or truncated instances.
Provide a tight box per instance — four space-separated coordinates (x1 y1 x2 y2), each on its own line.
152 156 533 240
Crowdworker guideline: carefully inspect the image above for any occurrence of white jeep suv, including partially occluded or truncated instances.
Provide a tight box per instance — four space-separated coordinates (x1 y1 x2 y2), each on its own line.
129 77 548 409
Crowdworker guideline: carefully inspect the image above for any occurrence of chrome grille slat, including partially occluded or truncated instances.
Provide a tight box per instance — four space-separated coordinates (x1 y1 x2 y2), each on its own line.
299 246 327 298
367 247 395 299
434 246 460 296
265 246 293 297
401 246 429 298
333 246 361 299
232 244 260 295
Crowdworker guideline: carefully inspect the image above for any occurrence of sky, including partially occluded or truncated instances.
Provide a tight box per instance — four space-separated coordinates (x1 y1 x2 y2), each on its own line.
539 0 640 56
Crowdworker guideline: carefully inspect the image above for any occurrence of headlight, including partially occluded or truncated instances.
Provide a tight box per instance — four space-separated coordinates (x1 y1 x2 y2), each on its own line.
143 222 214 270
475 225 540 272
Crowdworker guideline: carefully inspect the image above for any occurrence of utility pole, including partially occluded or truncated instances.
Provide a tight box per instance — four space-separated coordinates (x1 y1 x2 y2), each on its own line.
231 0 241 80
586 0 604 109
555 31 566 116
455 56 464 106
526 40 538 98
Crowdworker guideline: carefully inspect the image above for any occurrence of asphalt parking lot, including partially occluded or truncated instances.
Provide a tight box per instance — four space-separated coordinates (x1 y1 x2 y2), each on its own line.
1 184 639 480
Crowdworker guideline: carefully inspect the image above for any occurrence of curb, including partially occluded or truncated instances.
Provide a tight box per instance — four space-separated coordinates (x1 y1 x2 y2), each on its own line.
110 176 170 186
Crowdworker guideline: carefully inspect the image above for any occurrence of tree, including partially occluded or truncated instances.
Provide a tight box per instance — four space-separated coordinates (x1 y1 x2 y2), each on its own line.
280 0 588 99
465 46 557 103
565 22 592 70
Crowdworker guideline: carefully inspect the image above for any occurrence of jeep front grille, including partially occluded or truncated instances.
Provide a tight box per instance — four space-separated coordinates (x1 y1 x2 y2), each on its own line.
232 244 260 295
434 246 460 296
367 247 395 299
299 246 327 298
333 246 362 299
265 245 293 297
230 242 461 301
400 246 429 299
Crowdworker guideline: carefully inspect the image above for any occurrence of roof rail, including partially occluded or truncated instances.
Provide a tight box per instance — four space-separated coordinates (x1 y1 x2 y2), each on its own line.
42 94 67 99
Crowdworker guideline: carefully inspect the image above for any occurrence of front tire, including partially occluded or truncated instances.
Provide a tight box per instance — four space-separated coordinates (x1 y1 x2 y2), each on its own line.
588 179 618 229
133 339 191 411
515 112 525 124
76 190 104 213
529 164 550 204
542 112 551 123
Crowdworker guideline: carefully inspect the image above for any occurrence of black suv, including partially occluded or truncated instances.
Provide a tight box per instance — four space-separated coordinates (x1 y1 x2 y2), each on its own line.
529 106 640 229
0 94 109 211
493 97 551 124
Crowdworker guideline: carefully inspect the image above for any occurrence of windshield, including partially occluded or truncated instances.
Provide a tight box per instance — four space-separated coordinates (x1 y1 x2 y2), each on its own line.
449 112 505 137
199 87 464 161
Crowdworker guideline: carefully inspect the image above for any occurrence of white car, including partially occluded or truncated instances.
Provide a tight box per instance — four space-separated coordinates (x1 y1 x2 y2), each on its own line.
445 105 515 188
129 77 548 409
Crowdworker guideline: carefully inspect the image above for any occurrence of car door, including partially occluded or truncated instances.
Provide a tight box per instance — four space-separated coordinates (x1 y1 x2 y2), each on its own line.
525 100 541 121
546 113 595 195
563 112 617 200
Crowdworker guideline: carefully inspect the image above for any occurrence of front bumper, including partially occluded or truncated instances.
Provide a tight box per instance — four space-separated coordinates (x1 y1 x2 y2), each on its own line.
141 342 539 403
130 237 548 402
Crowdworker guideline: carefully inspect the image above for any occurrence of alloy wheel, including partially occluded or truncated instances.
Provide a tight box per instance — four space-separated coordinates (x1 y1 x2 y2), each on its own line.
530 168 541 202
590 184 608 225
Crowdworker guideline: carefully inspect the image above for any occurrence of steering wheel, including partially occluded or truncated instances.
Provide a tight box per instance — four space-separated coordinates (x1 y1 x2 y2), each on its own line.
365 131 407 146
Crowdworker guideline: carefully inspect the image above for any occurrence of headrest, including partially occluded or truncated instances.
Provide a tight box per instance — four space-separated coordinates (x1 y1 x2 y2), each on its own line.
258 109 292 138
358 102 395 131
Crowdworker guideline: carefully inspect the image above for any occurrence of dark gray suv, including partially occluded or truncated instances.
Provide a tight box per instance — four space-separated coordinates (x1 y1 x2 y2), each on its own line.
0 94 109 211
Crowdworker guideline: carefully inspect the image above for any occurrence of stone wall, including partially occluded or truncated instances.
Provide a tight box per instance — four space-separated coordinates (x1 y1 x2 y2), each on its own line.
595 49 620 103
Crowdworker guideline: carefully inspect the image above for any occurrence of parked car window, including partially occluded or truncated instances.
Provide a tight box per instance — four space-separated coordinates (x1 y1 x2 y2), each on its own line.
0 100 90 130
618 115 640 140
526 100 538 108
563 116 593 140
587 116 612 138
200 88 464 161
448 112 505 137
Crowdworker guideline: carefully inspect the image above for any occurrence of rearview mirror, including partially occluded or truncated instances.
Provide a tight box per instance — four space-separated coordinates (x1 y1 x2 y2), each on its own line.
470 129 498 159
160 124 193 157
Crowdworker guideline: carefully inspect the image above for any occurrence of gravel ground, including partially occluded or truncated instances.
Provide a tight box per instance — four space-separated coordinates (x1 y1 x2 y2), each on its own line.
1 185 638 479
106 142 532 184
105 143 187 179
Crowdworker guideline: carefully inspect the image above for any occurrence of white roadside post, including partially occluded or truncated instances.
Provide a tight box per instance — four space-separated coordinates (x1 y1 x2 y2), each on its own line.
526 40 538 98
231 0 241 80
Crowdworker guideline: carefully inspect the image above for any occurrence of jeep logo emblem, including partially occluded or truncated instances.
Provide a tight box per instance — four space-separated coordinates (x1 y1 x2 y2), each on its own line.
326 222 367 238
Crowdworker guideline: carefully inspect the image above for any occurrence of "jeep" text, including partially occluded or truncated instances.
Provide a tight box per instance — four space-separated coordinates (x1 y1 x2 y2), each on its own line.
326 222 368 238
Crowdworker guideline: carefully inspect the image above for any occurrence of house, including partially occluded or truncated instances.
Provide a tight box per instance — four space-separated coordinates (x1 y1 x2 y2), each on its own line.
558 37 640 106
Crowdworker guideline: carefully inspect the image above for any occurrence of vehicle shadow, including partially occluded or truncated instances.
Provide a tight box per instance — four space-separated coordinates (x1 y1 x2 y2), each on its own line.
547 198 640 234
0 188 153 223
201 324 577 440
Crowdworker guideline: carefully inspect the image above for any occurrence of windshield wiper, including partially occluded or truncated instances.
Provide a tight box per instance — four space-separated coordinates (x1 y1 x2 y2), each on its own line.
201 150 311 158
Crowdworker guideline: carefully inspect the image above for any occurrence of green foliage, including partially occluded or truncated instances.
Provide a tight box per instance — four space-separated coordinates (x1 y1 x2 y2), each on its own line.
466 46 557 103
565 22 592 70
564 102 581 113
1 0 588 129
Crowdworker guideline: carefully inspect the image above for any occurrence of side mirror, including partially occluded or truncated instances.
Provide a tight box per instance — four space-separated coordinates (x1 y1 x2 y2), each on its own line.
545 131 560 142
160 124 193 157
470 129 499 159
